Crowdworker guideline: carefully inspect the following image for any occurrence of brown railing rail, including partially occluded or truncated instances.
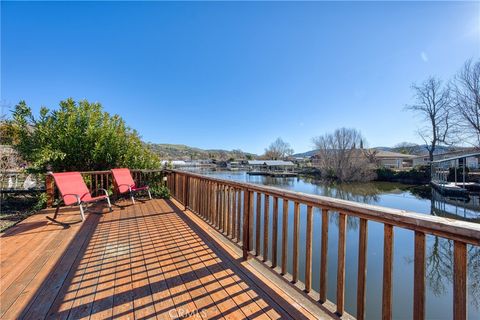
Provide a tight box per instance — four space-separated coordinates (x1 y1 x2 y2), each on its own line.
45 169 164 206
165 169 480 320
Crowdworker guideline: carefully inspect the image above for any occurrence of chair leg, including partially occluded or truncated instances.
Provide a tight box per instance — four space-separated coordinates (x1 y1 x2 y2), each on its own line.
106 196 113 212
130 192 135 205
147 189 152 200
53 200 62 220
79 204 86 221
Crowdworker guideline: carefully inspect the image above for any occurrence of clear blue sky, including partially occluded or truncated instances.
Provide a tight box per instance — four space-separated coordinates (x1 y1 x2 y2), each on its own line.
2 1 479 154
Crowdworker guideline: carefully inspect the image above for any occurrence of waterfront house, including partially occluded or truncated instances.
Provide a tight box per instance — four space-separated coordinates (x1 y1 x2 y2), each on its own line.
246 160 295 172
413 149 480 169
373 150 416 169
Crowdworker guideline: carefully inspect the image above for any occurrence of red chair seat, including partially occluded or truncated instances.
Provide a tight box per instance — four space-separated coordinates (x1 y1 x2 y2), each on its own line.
81 194 109 203
131 186 149 192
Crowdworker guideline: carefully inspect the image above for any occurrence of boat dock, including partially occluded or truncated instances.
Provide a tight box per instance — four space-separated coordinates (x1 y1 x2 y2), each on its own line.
247 171 298 177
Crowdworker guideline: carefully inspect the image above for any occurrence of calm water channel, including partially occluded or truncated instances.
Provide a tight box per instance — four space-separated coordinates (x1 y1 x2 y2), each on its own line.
185 168 480 319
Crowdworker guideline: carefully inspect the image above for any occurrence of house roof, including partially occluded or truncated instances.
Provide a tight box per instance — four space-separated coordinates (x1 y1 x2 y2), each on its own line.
247 160 295 166
263 160 294 166
247 160 265 165
161 160 187 165
373 150 416 159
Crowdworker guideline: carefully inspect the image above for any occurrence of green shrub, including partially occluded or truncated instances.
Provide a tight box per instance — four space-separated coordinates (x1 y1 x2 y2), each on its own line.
376 166 430 183
11 99 160 172
149 184 171 199
33 193 48 211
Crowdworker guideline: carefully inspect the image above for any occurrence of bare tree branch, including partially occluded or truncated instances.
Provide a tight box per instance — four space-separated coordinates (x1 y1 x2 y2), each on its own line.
405 77 452 161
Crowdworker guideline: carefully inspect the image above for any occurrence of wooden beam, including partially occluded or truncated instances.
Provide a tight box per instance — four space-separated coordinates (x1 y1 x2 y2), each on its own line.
281 199 288 275
382 224 394 320
453 241 467 320
319 208 329 303
292 202 300 283
304 205 313 293
336 213 347 316
256 193 262 256
271 197 279 268
357 218 368 320
413 231 425 320
263 195 270 262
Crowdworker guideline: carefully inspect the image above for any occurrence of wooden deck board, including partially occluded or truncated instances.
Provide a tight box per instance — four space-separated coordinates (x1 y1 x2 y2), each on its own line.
0 198 328 320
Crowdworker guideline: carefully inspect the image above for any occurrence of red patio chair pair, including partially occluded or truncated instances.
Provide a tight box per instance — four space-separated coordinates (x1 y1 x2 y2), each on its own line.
47 168 151 223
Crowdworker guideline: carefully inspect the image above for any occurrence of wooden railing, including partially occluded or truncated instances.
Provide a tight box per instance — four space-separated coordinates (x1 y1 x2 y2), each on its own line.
165 169 480 320
45 169 164 206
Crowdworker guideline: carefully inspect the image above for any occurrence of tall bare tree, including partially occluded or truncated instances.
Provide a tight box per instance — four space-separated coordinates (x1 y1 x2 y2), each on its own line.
452 59 480 147
406 77 451 161
312 128 375 182
264 138 294 160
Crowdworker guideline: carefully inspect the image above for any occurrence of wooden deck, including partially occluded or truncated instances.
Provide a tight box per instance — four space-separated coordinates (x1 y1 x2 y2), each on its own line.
0 198 325 319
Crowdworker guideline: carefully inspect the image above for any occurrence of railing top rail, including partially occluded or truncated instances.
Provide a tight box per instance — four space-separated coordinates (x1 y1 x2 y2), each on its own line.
167 169 480 245
44 169 165 175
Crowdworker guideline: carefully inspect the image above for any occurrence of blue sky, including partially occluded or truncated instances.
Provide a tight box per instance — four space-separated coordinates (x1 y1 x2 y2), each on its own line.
2 1 479 154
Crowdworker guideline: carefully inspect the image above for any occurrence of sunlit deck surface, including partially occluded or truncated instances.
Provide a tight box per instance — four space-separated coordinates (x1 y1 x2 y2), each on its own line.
0 198 322 320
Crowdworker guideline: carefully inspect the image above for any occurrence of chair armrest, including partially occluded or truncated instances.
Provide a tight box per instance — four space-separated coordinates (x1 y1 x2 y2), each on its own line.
92 188 110 197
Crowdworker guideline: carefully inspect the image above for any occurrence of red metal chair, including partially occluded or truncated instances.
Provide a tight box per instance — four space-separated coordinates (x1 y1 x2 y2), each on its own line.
111 168 151 204
48 172 112 222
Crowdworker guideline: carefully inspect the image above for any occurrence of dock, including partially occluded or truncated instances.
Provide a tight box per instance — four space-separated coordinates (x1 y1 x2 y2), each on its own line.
247 171 298 177
431 181 469 197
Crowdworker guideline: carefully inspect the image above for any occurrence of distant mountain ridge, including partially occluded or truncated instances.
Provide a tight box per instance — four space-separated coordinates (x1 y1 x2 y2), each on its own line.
292 145 460 158
147 143 257 160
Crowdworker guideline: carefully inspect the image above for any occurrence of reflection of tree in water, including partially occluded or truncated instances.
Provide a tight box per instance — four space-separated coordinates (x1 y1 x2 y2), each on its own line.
468 245 480 309
323 210 359 231
309 180 412 205
423 237 480 309
247 176 295 187
262 176 295 187
426 237 453 296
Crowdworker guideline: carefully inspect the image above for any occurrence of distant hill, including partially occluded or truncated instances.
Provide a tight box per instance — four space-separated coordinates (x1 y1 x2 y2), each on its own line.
386 145 457 155
292 150 319 158
147 143 257 160
293 145 460 158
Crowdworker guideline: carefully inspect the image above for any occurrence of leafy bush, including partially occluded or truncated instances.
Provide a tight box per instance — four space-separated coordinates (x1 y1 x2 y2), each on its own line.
376 166 430 184
33 192 48 211
140 172 170 199
11 99 160 172
149 184 171 199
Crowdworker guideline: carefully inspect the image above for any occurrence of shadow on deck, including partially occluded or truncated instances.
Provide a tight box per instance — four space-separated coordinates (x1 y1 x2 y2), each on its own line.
0 198 324 319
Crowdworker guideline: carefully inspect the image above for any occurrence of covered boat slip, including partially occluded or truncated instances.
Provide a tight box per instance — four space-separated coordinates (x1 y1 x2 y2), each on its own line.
0 198 329 320
430 152 480 196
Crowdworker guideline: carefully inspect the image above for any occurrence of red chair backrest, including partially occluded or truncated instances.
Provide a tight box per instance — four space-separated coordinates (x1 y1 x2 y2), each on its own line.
111 168 135 194
52 172 91 206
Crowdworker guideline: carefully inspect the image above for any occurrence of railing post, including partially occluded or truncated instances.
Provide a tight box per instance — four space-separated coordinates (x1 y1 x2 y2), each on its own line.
242 188 252 260
45 173 54 207
184 175 189 210
453 241 467 320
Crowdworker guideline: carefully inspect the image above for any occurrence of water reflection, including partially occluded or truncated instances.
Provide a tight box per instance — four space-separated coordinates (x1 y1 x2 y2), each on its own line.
184 168 480 318
420 237 480 309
